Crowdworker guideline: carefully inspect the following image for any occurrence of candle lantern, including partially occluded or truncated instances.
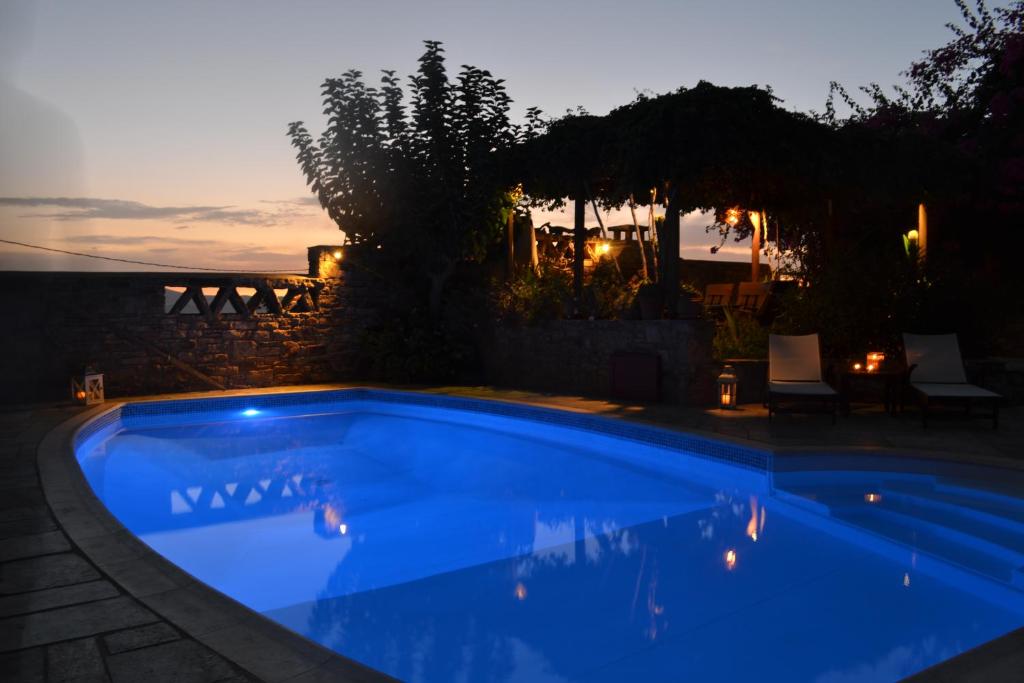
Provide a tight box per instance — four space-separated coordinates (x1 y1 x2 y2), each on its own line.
71 368 104 406
717 364 739 409
866 351 885 372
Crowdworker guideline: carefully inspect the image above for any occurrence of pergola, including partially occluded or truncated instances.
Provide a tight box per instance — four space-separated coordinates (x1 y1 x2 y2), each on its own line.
513 81 920 315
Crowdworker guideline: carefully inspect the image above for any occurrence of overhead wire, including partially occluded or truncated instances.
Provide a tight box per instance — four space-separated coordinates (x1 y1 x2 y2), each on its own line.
0 237 304 273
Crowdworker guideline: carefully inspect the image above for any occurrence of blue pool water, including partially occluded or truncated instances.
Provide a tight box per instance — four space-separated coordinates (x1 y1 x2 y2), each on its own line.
75 393 1024 682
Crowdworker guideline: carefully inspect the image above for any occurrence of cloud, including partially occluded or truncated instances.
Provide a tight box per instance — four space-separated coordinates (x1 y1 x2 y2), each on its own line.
259 196 321 206
0 196 315 226
59 234 225 247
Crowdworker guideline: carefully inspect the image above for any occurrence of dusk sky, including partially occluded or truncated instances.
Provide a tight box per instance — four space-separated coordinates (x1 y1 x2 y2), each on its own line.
0 0 1001 271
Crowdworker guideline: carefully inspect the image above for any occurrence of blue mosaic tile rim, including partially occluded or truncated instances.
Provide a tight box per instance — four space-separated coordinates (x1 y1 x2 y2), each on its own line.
76 388 772 472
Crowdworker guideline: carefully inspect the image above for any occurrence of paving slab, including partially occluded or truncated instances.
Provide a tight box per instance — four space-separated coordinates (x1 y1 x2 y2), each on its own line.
0 516 59 540
0 487 44 510
0 596 158 651
46 637 108 682
106 639 239 683
0 645 44 682
103 622 181 655
0 529 70 562
0 579 119 618
0 505 52 524
0 552 99 594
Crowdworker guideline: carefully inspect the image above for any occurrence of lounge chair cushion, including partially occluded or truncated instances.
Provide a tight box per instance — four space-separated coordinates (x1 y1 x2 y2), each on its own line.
903 333 968 383
769 380 837 396
769 333 824 382
911 382 1000 399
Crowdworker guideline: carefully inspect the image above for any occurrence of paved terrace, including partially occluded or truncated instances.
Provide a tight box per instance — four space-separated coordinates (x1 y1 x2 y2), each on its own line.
1 385 1021 682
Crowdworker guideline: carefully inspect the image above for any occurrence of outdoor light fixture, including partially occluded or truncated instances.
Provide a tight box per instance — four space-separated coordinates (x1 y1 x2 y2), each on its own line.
717 364 739 409
852 362 863 371
333 250 343 260
907 229 919 243
71 368 104 406
725 208 742 227
866 352 885 372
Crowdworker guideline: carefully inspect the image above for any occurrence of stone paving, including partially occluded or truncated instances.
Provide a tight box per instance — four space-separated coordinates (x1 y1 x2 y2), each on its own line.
0 406 254 683
1 388 1021 682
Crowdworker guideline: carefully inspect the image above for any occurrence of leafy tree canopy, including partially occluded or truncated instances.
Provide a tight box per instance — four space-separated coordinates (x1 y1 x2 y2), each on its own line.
288 41 536 313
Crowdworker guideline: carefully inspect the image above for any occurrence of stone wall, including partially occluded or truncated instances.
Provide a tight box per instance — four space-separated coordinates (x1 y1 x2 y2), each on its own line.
1 246 381 402
481 320 716 404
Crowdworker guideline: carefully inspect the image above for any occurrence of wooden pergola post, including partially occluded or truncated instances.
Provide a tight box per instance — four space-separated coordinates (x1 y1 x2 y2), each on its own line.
749 210 762 282
574 193 586 307
661 191 680 317
918 202 928 263
506 210 515 280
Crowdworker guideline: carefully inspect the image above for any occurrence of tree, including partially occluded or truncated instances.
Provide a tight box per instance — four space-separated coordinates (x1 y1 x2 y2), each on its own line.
288 41 522 316
814 0 1024 353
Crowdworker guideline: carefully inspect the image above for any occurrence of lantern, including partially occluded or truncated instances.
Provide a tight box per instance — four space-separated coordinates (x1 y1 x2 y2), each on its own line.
717 364 739 409
866 351 885 372
71 368 104 406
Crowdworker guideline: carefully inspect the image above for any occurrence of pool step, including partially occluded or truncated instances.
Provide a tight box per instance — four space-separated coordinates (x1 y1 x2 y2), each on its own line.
832 508 1024 588
933 479 1024 517
877 486 1024 536
776 477 1024 590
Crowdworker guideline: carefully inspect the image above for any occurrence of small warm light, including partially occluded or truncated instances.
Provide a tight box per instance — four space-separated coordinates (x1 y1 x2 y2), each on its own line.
514 582 528 600
75 390 87 401
339 523 348 535
866 351 885 369
864 493 882 504
332 250 343 260
724 549 737 571
597 242 611 256
852 362 862 371
717 364 739 410
242 408 261 417
907 229 919 242
725 207 742 227
866 363 876 372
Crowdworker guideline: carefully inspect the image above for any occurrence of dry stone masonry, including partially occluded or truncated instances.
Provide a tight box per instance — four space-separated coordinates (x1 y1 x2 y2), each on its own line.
2 246 379 402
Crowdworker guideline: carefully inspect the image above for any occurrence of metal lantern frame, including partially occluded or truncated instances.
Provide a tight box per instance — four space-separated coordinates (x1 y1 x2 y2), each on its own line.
71 371 104 406
717 364 739 410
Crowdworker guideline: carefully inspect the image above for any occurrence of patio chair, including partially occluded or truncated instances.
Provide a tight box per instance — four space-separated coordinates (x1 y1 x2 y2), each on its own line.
736 282 771 316
902 333 1001 428
702 283 736 314
767 333 838 423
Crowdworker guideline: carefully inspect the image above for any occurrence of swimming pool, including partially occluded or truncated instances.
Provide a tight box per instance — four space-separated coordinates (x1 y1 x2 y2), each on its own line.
74 389 1024 682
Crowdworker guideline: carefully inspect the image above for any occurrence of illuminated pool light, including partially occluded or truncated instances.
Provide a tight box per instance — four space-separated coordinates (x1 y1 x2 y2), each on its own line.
241 408 261 417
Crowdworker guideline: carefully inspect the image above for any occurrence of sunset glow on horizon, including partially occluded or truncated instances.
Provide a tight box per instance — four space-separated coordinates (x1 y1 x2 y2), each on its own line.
1 0 999 271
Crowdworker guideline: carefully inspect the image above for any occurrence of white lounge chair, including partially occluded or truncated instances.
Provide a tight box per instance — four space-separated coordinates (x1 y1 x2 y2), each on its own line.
903 333 1001 428
767 333 838 423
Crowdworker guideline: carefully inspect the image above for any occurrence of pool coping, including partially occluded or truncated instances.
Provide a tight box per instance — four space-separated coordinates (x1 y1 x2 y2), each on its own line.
37 385 1024 682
